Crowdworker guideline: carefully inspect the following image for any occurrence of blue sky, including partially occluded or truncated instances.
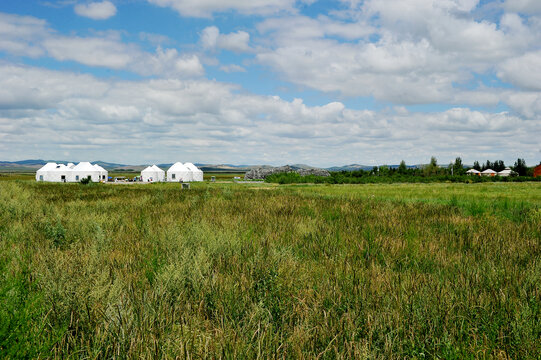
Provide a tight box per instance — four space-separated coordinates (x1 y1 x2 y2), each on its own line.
0 0 539 166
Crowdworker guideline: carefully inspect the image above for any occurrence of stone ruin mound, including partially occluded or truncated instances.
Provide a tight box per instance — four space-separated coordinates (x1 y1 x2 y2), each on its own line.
244 165 330 180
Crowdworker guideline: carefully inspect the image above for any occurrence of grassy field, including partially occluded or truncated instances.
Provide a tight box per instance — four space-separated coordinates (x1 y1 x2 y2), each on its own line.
0 180 539 358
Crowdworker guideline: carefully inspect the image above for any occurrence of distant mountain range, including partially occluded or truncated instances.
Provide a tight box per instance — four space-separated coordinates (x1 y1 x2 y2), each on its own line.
0 159 426 172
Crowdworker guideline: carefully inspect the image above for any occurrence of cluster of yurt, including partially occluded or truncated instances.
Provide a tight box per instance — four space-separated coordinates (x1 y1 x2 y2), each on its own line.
142 162 203 182
466 167 515 177
36 162 108 182
36 161 204 183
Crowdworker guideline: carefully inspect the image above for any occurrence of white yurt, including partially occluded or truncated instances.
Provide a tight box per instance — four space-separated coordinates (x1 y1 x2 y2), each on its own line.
498 167 515 177
151 165 165 181
466 169 480 176
481 169 497 177
49 163 72 182
141 165 165 182
167 162 191 182
184 162 203 182
93 164 108 182
36 162 58 181
36 163 73 182
70 162 102 182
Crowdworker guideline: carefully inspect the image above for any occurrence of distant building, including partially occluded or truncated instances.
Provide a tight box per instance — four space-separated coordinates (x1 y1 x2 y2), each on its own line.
481 169 497 177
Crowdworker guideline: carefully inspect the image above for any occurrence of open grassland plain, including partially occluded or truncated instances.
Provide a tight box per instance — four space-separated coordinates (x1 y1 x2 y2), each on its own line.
0 181 540 359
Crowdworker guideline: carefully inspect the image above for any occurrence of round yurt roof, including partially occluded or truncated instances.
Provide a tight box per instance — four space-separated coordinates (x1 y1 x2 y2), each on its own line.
184 162 202 172
73 162 99 172
151 165 165 173
481 169 497 174
37 162 58 172
141 165 155 173
168 162 189 172
49 164 70 172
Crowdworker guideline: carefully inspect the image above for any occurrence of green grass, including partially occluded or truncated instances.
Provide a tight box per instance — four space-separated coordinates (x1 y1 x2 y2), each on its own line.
0 181 539 358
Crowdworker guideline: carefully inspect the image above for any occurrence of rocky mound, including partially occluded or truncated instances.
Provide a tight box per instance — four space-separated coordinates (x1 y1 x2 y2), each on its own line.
244 165 330 180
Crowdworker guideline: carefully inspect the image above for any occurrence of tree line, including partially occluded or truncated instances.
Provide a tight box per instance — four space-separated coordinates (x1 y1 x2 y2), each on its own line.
265 157 540 184
373 157 534 177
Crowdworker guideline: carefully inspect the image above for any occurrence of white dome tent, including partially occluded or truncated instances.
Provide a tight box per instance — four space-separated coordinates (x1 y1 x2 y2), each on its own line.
498 168 515 177
36 162 58 182
36 163 73 182
481 169 497 177
70 162 102 182
93 164 108 182
141 165 165 182
167 162 191 182
151 165 165 181
50 164 72 182
184 162 203 182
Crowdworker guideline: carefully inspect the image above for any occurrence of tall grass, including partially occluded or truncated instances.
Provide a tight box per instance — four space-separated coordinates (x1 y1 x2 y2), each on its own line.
0 181 539 358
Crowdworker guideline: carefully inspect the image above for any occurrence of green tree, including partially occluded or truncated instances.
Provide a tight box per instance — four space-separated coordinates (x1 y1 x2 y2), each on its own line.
513 158 528 176
482 160 493 171
473 161 481 171
452 157 465 176
398 160 407 174
493 160 505 172
423 157 440 176
379 165 390 176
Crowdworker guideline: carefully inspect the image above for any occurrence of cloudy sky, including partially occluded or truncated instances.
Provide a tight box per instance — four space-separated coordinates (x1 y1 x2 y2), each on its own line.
0 0 539 166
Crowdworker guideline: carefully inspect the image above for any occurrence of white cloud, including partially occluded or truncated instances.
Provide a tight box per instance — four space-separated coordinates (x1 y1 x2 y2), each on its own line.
74 1 117 20
43 36 135 69
253 0 536 105
498 51 541 91
147 0 300 18
0 13 49 57
0 12 203 78
258 15 373 41
0 63 538 166
256 36 456 103
505 92 541 118
220 64 246 73
139 32 172 46
173 54 205 76
133 47 205 77
201 26 251 53
504 0 541 14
